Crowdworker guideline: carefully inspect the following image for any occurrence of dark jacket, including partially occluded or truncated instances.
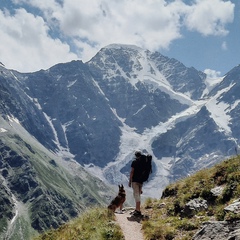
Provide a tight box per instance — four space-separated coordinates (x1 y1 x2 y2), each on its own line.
131 155 146 184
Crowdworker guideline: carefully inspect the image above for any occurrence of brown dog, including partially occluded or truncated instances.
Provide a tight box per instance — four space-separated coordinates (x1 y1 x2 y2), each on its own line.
108 184 126 213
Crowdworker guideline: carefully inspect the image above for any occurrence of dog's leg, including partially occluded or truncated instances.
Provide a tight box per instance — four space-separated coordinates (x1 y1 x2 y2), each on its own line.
118 203 123 213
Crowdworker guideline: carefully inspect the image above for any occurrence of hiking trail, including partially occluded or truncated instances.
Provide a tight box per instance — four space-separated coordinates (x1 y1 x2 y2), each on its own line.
115 209 144 240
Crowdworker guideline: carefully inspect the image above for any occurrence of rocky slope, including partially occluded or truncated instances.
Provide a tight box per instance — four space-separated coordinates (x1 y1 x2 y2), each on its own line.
142 155 240 239
0 114 112 240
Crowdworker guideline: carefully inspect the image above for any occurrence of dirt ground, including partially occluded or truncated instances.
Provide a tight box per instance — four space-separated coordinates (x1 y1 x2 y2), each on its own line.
115 208 144 240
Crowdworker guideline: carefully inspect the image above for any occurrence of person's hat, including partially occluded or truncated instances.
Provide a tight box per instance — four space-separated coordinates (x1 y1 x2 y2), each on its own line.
135 151 141 157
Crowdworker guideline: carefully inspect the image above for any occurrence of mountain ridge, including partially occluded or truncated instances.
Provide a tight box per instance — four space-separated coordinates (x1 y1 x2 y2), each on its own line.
1 43 240 239
0 113 113 239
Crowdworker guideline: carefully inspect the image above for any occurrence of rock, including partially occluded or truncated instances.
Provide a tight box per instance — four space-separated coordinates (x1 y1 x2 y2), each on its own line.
49 159 57 167
157 203 166 208
192 220 240 240
1 168 8 177
224 200 240 214
181 198 208 217
0 185 14 222
210 186 224 197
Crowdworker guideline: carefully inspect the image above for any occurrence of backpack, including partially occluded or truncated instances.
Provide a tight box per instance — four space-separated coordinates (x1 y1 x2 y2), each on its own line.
139 154 152 182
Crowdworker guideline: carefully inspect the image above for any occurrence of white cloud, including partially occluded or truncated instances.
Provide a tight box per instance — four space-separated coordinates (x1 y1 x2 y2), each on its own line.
221 41 228 51
184 0 234 36
204 69 222 78
0 7 77 72
0 0 235 72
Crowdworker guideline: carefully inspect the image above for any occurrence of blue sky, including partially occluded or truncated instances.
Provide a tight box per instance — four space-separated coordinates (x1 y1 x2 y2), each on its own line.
0 0 239 77
162 0 240 76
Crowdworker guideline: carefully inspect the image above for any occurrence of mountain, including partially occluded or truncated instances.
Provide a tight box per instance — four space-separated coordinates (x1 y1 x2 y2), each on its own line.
0 113 113 239
0 44 240 239
0 66 114 239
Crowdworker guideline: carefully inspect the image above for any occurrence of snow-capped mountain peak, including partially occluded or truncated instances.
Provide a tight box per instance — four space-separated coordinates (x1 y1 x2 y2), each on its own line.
1 44 240 201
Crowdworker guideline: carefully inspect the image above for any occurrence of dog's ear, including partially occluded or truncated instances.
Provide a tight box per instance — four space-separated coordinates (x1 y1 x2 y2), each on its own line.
118 185 120 188
121 184 123 188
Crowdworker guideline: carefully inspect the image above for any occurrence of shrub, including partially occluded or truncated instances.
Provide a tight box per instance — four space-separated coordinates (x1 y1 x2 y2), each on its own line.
175 219 199 231
221 183 237 203
142 221 175 240
215 206 225 221
225 212 240 221
162 185 178 197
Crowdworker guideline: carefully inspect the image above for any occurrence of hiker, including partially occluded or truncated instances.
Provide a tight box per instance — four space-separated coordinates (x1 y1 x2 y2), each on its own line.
128 151 145 217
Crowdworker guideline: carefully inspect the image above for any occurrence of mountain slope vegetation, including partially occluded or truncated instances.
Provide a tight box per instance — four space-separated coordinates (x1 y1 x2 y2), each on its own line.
34 208 124 240
36 155 240 239
142 155 240 239
0 116 112 240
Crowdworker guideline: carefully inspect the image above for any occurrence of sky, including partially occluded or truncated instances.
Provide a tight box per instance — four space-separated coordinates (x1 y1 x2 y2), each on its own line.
0 0 239 77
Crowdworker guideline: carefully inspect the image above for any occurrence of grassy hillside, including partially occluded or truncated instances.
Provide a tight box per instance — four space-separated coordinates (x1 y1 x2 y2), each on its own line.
35 155 240 240
0 116 113 240
141 155 240 239
34 208 124 240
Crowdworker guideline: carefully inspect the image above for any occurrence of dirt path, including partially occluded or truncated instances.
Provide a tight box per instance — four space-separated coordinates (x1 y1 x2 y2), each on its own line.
115 209 144 240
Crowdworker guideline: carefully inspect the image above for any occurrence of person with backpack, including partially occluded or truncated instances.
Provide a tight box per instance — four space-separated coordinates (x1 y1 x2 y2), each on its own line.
128 151 152 217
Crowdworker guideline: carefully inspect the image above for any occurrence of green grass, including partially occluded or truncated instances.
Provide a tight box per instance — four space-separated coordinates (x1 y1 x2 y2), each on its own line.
34 208 124 240
5 215 37 240
141 155 240 239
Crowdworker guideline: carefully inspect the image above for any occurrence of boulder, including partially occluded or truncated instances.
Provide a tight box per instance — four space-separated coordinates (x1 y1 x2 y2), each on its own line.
182 198 208 217
193 220 240 240
224 199 240 214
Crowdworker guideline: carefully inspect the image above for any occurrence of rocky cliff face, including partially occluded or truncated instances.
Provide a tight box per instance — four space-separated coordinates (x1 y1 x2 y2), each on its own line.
19 61 122 167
